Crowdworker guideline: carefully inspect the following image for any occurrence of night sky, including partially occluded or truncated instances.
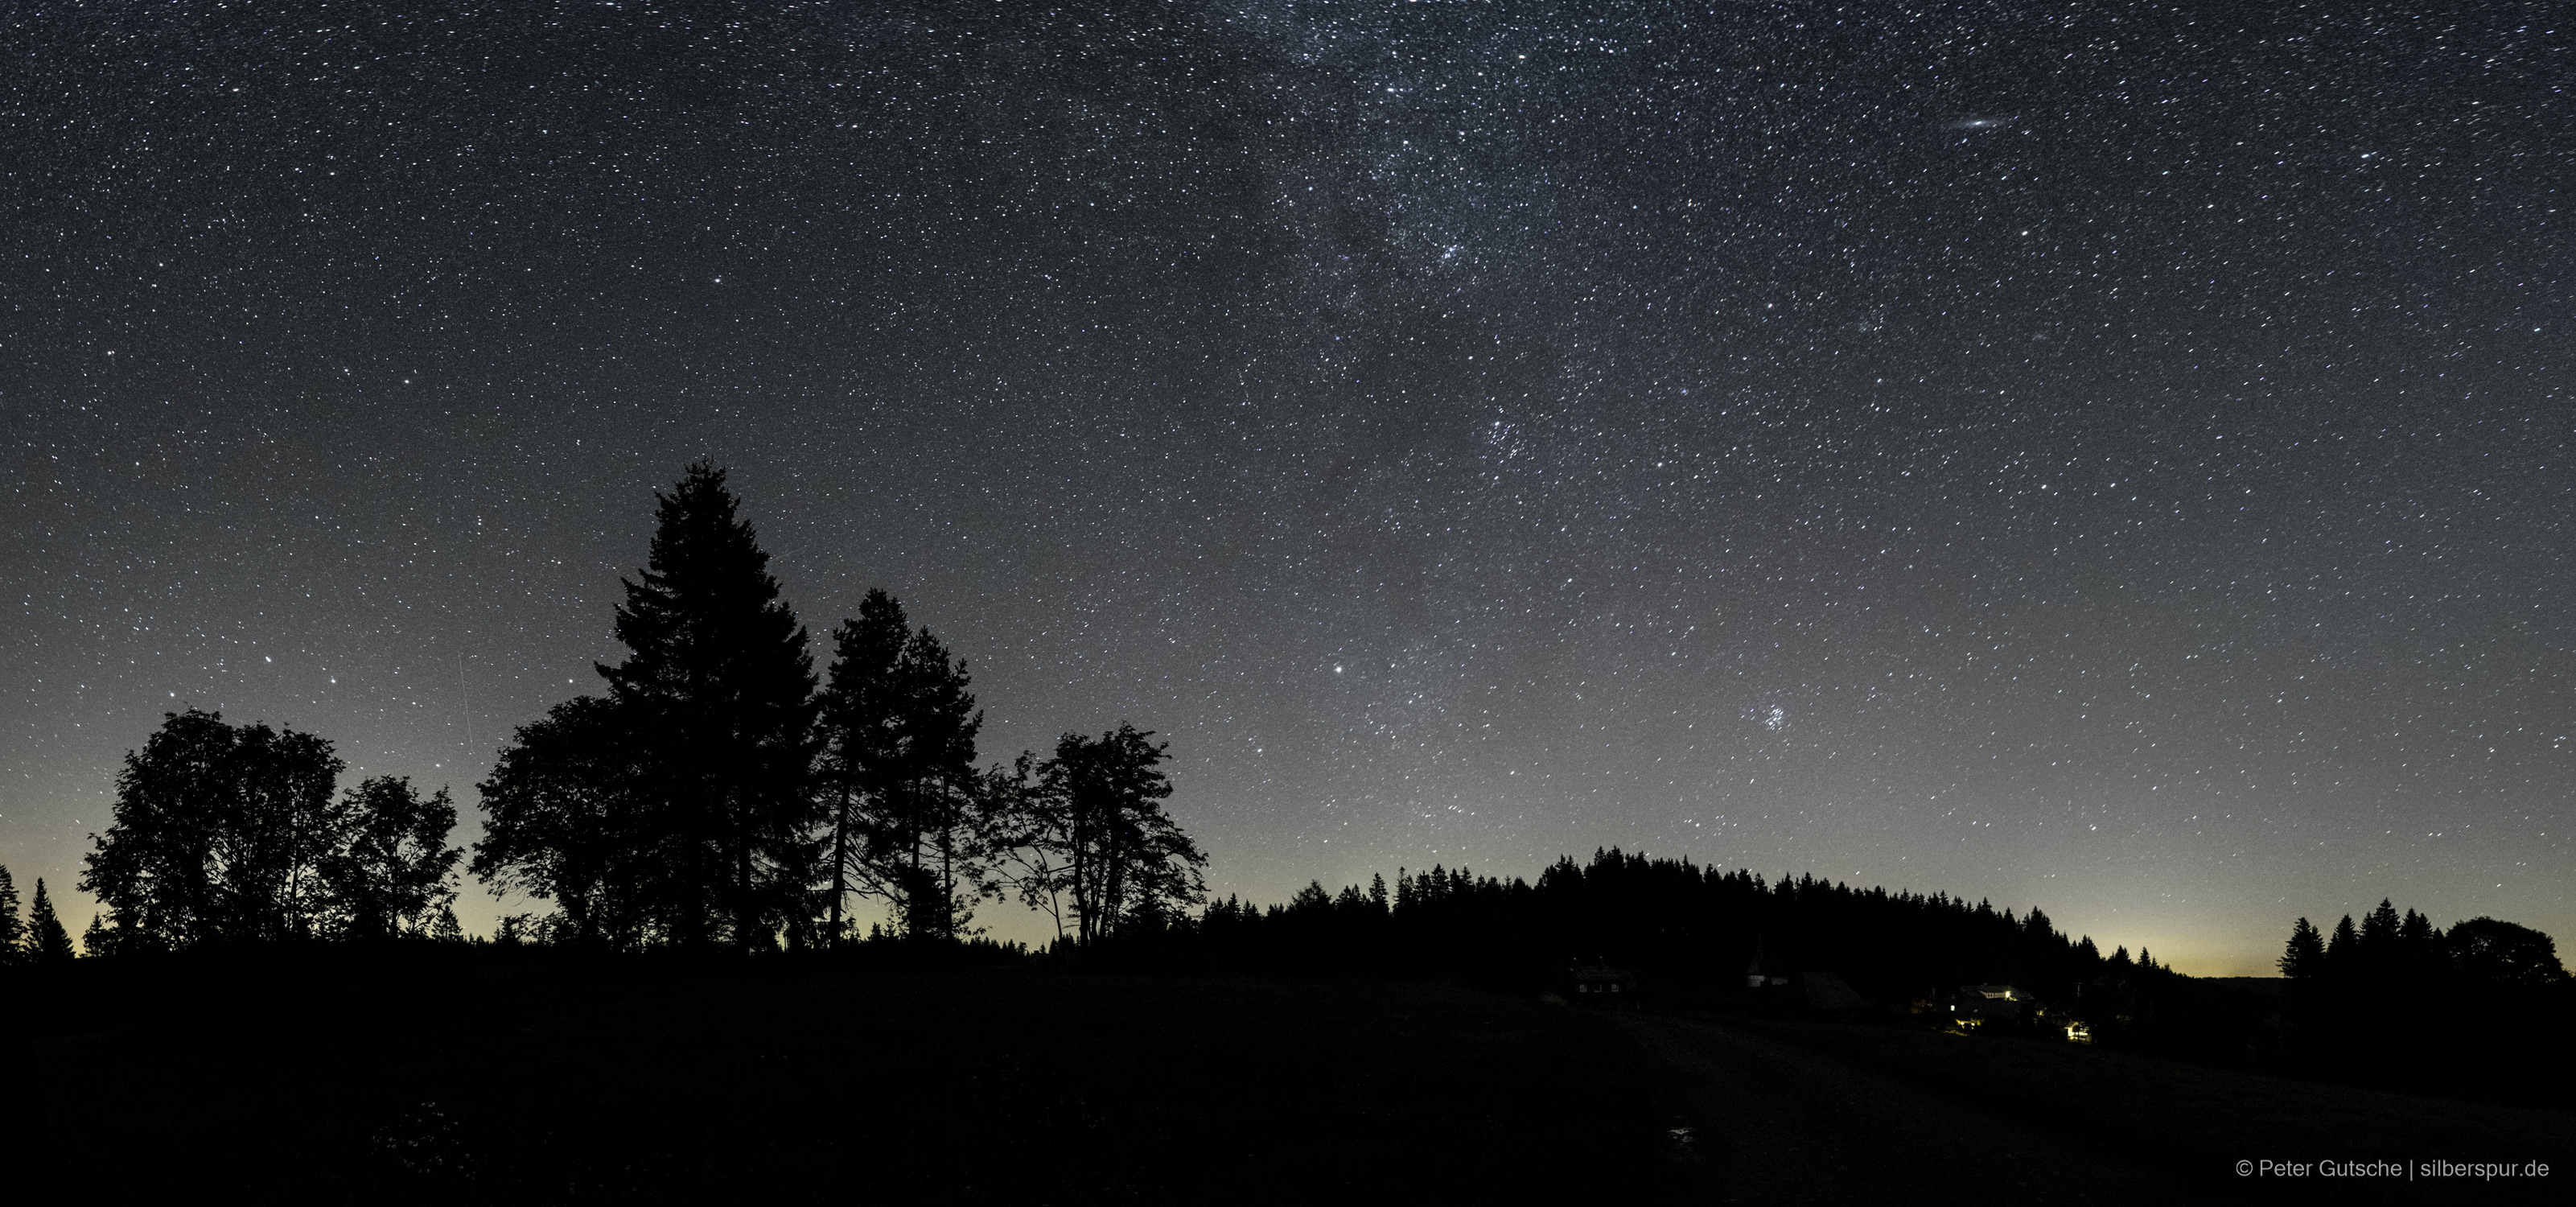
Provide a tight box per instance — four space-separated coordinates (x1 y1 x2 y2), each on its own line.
6 1 2569 972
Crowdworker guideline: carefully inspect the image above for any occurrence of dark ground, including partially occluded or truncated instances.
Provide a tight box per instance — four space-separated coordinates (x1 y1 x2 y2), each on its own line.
10 957 2571 1204
13 954 1670 1205
1622 1011 2573 1205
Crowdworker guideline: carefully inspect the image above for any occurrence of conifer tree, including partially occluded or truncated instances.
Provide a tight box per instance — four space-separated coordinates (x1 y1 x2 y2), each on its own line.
0 864 21 964
819 590 911 944
2358 898 2401 980
882 624 988 940
25 879 74 965
597 463 821 950
2325 914 2359 975
820 591 993 942
2279 917 2325 978
2362 898 2401 947
2399 908 2439 945
2397 908 2443 978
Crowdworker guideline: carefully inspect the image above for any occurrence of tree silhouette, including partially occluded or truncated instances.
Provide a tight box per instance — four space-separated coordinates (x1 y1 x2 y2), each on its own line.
988 753 1072 941
25 879 74 965
82 710 344 948
2323 914 2359 982
1024 725 1206 945
2268 903 2572 1098
597 463 821 950
2278 917 2324 978
2446 917 2569 988
320 777 463 941
81 711 471 953
0 863 21 965
474 695 659 948
2358 897 2401 981
818 590 909 945
817 591 996 943
2397 908 2444 980
475 464 822 950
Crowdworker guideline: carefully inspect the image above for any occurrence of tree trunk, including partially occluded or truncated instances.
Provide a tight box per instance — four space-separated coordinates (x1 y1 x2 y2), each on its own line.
829 786 850 947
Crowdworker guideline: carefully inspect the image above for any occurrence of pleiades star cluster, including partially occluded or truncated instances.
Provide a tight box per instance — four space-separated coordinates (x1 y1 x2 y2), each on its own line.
3 1 2566 970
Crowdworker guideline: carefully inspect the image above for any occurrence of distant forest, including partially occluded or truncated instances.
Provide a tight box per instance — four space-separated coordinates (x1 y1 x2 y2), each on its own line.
1180 853 2570 1102
5 463 2566 1106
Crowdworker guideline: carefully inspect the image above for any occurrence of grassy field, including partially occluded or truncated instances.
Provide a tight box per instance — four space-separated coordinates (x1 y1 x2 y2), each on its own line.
20 957 1679 1205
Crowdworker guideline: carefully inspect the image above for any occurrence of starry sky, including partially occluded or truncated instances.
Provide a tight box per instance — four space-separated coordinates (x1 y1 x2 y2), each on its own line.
5 1 2569 973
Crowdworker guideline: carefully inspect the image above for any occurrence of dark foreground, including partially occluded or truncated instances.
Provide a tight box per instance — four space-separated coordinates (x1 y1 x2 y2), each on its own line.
13 957 2572 1204
15 955 1669 1205
1623 1011 2572 1205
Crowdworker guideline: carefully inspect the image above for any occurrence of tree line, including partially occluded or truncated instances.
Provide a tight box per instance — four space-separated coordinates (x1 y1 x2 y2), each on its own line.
0 864 77 966
1076 848 2569 1102
72 463 1205 954
1144 848 2175 1020
2270 900 2571 1099
2278 900 2565 991
72 707 465 952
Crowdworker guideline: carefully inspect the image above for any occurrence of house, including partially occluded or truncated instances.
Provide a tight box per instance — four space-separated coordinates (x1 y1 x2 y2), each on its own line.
1744 937 1789 988
1567 962 1640 1003
1949 983 2025 1025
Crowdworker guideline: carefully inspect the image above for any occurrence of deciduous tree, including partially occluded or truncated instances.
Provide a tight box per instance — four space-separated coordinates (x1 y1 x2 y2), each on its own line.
1023 724 1205 945
2446 917 2569 988
81 710 344 948
473 695 659 948
322 777 463 941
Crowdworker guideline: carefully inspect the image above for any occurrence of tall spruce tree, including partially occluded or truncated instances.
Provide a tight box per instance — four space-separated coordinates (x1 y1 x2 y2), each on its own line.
597 463 821 950
2358 898 2402 978
2397 908 2445 979
2279 917 2325 978
25 880 74 965
2324 914 2360 977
